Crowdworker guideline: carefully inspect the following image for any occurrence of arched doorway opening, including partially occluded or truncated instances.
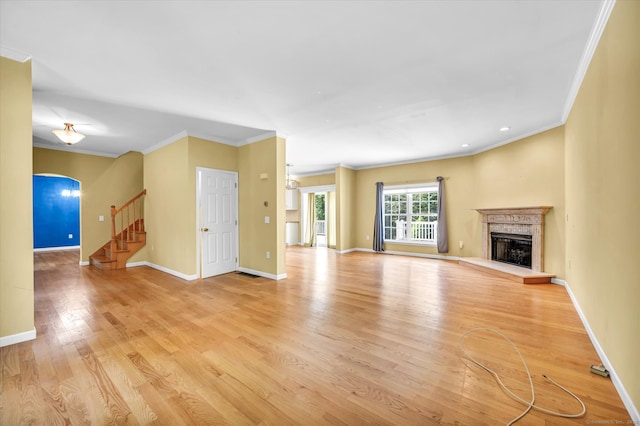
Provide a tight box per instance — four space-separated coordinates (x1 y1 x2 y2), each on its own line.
32 174 81 266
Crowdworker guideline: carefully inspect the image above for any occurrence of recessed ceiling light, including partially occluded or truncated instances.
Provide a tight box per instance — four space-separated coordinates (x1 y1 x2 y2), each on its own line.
499 126 511 132
462 143 470 148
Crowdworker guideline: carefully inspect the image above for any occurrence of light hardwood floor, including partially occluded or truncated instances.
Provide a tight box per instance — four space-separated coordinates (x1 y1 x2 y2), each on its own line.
1 247 630 425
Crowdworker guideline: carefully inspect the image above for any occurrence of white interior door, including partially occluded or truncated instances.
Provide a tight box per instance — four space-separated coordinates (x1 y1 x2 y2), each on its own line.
199 168 238 278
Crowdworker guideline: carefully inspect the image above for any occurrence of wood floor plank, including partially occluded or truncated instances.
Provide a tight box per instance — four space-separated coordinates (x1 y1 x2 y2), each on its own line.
0 248 632 425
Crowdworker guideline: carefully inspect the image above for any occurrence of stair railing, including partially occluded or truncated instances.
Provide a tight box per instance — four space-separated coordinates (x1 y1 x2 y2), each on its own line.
110 189 146 254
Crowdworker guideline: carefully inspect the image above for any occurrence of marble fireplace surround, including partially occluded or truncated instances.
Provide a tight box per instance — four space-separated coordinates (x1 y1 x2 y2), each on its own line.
475 206 552 272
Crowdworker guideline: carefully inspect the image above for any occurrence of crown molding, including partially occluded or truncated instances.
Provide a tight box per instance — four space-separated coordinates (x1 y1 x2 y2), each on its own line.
291 168 337 178
237 131 278 146
561 0 616 123
0 45 32 62
186 131 237 146
141 130 188 155
33 142 119 158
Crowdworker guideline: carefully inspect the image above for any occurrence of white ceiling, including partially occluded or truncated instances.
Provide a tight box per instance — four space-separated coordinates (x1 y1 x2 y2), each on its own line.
1 1 607 175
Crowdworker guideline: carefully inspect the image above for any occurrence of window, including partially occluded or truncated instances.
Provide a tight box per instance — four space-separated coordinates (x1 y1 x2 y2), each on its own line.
384 185 438 244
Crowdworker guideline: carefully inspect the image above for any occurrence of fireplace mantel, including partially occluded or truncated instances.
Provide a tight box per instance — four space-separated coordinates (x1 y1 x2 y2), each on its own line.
475 206 552 272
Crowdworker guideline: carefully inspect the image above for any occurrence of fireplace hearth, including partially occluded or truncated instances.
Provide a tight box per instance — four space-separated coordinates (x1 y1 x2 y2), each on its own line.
491 232 532 268
475 206 551 272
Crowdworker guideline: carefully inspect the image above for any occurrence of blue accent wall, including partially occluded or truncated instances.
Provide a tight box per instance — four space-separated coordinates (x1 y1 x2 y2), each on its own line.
33 175 80 248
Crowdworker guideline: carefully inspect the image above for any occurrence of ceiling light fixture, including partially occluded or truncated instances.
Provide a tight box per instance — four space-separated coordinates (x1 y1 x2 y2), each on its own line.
53 123 85 145
499 126 511 132
462 143 470 148
285 163 298 190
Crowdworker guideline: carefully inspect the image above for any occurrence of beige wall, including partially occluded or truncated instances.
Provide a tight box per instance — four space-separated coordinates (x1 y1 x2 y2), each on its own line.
297 173 335 187
238 136 286 276
354 155 476 258
143 137 191 274
143 134 287 279
336 166 356 251
33 149 144 262
565 0 639 409
275 137 287 274
351 126 565 275
286 172 336 233
471 127 565 276
0 57 34 341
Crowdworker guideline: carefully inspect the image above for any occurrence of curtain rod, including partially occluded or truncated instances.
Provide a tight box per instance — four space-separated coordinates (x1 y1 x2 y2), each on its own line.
378 177 448 186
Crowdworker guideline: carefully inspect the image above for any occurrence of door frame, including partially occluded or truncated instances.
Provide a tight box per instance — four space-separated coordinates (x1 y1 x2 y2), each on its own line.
299 184 335 248
33 173 82 257
195 167 239 279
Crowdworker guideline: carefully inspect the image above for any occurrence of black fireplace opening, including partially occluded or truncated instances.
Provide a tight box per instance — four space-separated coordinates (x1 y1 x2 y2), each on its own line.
491 232 532 269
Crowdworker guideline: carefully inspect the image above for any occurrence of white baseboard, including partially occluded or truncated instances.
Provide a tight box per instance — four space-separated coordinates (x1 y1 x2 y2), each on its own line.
130 261 287 281
562 280 639 422
79 260 90 266
116 260 199 281
34 245 80 252
336 248 358 254
346 247 460 261
143 262 199 281
238 267 287 280
90 259 287 282
0 328 36 348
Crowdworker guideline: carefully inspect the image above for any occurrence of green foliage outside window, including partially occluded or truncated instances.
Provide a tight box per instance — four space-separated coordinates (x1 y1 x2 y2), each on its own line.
315 194 325 220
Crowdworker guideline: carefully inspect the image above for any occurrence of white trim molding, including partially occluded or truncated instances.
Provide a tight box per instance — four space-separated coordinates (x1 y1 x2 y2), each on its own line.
0 328 36 348
238 131 278 146
563 280 639 422
298 184 336 194
34 245 80 252
142 130 188 155
0 45 32 62
33 142 119 158
120 261 199 281
561 0 616 122
336 248 358 255
187 131 237 147
144 262 199 281
345 247 459 262
127 261 287 281
125 261 148 268
550 277 567 286
238 267 287 280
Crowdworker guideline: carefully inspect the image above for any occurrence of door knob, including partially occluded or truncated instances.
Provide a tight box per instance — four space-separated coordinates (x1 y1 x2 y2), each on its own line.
202 228 209 232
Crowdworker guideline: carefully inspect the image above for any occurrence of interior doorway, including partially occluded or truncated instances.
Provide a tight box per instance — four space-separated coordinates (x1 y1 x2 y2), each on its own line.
33 175 81 250
32 174 81 268
300 184 336 249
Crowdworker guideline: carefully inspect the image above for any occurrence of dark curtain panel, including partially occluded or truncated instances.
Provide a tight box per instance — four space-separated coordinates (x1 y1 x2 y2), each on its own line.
436 176 449 253
373 182 385 252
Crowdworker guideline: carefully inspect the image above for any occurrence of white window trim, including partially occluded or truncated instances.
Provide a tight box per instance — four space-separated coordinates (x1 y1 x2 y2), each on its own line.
384 182 438 193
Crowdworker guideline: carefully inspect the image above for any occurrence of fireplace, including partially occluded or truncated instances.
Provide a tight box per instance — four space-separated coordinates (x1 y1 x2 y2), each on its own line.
475 207 551 272
491 232 532 268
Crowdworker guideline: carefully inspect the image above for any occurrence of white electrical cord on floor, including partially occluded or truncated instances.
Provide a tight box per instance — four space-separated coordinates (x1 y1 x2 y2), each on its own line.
458 328 587 425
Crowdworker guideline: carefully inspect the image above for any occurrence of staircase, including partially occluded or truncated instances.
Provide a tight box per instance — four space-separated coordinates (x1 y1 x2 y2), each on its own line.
90 190 146 270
